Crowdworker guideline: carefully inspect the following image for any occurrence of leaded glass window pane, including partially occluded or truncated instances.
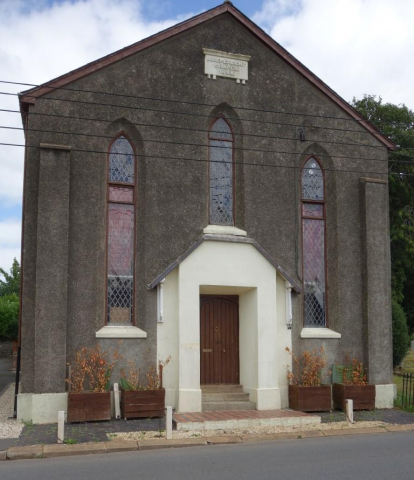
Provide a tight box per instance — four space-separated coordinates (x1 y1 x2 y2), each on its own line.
109 136 134 183
107 203 134 324
302 158 324 200
210 117 232 140
109 186 134 203
209 138 233 225
303 218 326 327
302 203 323 218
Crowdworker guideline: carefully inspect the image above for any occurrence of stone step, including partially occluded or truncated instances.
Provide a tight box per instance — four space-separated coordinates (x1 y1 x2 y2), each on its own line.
202 392 251 402
201 384 244 393
202 401 256 412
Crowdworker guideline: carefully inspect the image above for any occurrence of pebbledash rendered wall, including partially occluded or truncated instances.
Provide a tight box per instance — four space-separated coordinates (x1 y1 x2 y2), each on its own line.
19 10 393 416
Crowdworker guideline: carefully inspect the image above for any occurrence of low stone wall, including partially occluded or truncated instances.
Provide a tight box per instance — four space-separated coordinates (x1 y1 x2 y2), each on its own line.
0 341 13 359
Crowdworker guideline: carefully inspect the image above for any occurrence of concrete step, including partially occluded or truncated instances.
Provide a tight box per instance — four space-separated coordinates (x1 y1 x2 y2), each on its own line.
174 410 321 431
201 384 244 393
202 401 256 412
202 392 251 402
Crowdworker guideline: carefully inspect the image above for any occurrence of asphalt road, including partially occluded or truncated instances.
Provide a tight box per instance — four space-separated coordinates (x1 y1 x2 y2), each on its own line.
2 432 414 479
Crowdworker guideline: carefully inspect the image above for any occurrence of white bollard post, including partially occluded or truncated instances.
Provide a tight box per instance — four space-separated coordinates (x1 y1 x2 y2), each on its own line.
113 383 121 420
166 406 173 440
345 399 354 426
57 410 65 444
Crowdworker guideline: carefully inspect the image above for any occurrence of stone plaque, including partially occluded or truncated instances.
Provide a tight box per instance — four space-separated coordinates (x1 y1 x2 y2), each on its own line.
203 48 250 84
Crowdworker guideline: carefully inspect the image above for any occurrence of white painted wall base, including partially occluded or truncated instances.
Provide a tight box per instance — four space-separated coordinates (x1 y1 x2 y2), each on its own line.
279 386 289 409
17 393 68 424
164 388 177 410
255 388 282 410
375 384 397 409
177 389 202 413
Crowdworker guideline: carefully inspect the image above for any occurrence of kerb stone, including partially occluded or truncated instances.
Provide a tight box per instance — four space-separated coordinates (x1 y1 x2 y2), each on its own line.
138 438 207 450
106 441 139 452
206 435 242 444
43 443 107 458
323 427 385 436
7 446 43 460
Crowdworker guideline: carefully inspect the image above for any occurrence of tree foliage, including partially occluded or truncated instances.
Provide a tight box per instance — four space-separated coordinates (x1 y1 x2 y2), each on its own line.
0 258 20 297
0 293 19 340
0 259 20 340
392 299 410 367
351 96 414 333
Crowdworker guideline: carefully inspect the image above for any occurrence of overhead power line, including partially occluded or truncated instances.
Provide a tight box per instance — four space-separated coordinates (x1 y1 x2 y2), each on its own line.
3 90 390 139
0 142 404 177
0 90 398 143
1 78 411 129
4 106 411 156
0 124 391 164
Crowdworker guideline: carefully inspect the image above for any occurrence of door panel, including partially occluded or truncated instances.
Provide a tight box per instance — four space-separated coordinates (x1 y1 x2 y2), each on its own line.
200 295 239 384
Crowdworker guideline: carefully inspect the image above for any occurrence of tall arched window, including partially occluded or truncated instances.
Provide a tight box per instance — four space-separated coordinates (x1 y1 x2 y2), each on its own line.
301 157 327 327
106 135 136 324
209 117 234 225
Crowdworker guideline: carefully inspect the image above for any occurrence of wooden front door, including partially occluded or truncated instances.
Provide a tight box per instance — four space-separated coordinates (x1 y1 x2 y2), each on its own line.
200 295 239 385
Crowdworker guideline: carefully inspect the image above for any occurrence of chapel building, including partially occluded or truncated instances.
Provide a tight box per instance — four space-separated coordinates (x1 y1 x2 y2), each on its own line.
17 2 395 422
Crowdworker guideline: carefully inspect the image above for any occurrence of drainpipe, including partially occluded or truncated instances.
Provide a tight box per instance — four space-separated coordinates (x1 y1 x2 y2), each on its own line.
285 281 293 330
13 106 29 418
157 279 165 323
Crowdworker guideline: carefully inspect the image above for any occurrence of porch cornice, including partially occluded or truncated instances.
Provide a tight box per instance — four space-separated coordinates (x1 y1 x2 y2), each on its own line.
147 234 302 293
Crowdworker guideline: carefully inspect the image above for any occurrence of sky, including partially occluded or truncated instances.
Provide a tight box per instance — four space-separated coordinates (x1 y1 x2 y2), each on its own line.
0 0 413 274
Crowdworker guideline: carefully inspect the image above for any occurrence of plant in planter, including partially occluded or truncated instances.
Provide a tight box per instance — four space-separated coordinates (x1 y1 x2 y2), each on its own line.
119 357 170 419
333 357 375 411
286 346 332 412
66 345 120 423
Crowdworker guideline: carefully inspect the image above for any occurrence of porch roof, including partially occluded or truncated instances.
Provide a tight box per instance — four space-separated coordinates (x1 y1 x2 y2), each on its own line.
147 234 302 293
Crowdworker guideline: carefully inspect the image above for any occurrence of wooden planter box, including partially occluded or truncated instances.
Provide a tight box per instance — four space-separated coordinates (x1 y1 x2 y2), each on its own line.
67 391 111 423
333 383 375 411
121 388 165 419
289 385 332 412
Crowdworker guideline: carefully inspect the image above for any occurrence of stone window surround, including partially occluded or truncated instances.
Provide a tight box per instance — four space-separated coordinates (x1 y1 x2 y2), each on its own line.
300 327 341 339
96 325 147 338
301 156 328 329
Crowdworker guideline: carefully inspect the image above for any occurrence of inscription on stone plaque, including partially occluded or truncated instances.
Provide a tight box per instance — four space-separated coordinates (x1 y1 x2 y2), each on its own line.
203 48 250 84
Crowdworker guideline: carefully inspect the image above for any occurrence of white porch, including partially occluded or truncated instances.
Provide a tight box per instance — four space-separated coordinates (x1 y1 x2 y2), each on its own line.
156 234 297 413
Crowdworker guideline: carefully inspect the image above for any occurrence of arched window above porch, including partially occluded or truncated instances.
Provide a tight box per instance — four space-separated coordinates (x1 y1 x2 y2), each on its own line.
208 117 234 226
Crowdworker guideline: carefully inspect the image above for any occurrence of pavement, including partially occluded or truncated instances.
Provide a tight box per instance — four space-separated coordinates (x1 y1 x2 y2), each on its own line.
11 407 414 447
0 359 14 396
319 408 414 424
1 431 414 479
2 423 414 462
15 417 166 447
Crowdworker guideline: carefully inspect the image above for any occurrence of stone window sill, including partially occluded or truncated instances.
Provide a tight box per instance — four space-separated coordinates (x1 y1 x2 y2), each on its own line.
203 225 247 236
300 328 341 339
95 326 147 339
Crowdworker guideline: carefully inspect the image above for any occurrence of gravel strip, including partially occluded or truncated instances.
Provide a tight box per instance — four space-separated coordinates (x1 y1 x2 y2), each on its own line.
0 384 23 439
110 420 388 441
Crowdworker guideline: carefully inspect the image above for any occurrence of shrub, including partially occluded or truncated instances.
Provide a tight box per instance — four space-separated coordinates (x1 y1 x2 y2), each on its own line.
392 299 410 368
286 347 330 387
0 293 19 340
67 345 121 392
340 356 368 385
120 356 171 391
